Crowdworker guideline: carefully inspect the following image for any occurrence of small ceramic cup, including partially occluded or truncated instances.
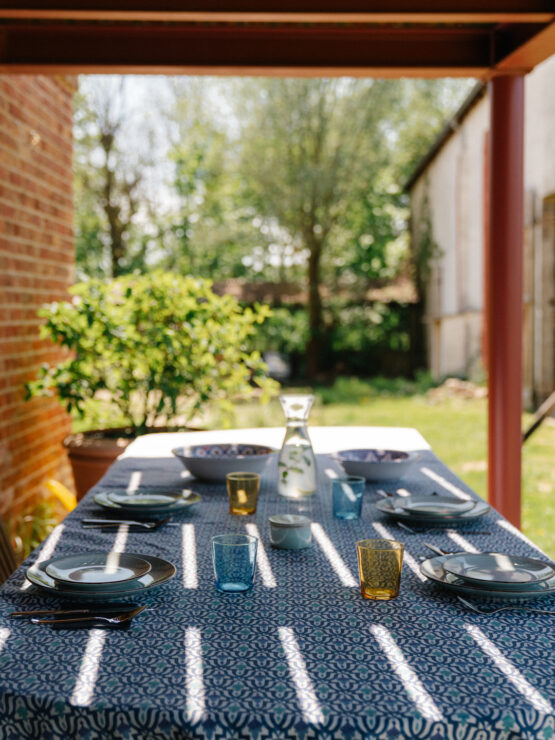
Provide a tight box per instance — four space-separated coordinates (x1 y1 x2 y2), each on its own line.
269 514 312 550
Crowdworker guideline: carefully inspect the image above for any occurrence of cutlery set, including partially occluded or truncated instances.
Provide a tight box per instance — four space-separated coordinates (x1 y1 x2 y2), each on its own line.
81 516 174 530
9 604 147 628
397 521 492 535
455 596 555 616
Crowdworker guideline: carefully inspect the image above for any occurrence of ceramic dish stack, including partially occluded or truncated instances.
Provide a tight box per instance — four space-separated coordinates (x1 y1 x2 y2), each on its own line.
172 443 276 482
26 551 176 600
93 488 201 517
335 449 419 481
374 494 490 527
421 552 555 601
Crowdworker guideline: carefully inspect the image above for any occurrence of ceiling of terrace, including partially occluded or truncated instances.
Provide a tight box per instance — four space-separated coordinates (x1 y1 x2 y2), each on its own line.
0 1 554 77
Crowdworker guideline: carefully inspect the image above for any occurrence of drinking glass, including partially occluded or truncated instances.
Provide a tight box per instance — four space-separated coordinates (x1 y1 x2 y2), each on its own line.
356 539 404 600
212 534 258 592
332 476 365 519
226 472 260 515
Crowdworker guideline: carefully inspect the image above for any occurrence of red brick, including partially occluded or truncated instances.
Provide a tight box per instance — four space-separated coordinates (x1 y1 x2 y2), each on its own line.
0 74 77 518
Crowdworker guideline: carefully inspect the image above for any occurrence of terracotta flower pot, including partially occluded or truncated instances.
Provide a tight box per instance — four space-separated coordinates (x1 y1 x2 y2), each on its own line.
63 428 135 500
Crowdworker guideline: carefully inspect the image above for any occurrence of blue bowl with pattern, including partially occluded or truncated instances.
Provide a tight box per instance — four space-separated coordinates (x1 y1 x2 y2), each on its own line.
335 449 419 482
172 443 277 482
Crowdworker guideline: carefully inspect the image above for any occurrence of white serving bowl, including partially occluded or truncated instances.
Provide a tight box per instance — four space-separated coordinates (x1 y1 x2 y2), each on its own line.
172 443 277 482
335 449 419 482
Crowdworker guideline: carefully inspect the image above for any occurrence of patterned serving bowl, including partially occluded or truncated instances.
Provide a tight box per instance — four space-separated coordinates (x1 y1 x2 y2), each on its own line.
335 448 419 482
172 443 277 482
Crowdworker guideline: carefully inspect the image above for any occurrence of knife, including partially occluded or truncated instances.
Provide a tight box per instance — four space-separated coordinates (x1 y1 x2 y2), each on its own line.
33 605 146 626
9 603 138 618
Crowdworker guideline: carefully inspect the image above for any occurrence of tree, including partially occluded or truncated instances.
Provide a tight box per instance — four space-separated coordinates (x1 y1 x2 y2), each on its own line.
235 79 400 377
164 80 257 280
74 77 165 278
233 77 474 377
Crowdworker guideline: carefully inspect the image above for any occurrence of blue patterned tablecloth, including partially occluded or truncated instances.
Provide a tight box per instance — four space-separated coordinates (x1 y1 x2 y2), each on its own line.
0 429 553 739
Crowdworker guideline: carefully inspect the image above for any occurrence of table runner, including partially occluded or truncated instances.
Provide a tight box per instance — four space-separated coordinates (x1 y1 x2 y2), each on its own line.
0 428 553 739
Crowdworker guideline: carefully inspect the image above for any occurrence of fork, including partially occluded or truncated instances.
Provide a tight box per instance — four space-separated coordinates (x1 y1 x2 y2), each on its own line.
397 521 491 535
81 516 171 530
423 542 454 557
456 596 555 616
32 605 147 625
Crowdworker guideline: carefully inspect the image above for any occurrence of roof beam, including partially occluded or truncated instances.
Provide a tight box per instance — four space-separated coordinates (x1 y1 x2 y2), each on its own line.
0 1 553 24
0 24 493 76
494 20 555 71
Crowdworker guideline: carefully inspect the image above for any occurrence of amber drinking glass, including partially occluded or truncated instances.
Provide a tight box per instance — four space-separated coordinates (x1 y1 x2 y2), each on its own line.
356 539 404 600
226 472 260 515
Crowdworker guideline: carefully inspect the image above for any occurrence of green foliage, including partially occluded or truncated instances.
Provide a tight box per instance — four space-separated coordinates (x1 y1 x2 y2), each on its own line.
411 179 442 297
251 307 309 356
330 302 410 352
27 271 278 433
7 500 60 563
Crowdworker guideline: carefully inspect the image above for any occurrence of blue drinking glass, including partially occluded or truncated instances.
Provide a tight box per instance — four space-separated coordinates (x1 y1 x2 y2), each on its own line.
332 476 365 520
212 534 258 592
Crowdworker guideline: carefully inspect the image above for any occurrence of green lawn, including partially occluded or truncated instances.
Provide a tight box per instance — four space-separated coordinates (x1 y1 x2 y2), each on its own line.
204 382 555 558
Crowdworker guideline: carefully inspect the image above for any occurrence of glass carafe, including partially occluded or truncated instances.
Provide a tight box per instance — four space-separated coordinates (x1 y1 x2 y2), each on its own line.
277 394 317 498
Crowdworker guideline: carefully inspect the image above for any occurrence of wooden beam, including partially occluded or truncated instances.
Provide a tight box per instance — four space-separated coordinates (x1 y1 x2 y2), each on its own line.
0 0 553 24
0 8 553 24
495 20 555 71
0 24 494 74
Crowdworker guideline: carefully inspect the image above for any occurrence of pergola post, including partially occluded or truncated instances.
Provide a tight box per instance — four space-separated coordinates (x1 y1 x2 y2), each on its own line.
487 74 525 528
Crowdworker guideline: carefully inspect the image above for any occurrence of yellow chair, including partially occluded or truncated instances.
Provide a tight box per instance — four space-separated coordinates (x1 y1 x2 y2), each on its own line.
45 479 77 512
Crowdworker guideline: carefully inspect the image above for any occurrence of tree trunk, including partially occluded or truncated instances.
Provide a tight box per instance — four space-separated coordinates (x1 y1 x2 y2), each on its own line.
306 237 324 379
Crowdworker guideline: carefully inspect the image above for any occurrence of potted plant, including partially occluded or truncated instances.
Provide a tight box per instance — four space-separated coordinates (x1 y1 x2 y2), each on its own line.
27 271 277 498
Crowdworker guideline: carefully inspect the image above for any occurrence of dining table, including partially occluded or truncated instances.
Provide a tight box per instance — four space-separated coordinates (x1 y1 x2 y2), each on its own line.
0 426 553 739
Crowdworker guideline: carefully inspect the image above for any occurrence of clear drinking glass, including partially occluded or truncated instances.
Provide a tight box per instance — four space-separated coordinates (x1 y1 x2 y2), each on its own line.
277 394 317 498
212 534 258 592
356 539 404 600
332 476 365 519
226 472 260 515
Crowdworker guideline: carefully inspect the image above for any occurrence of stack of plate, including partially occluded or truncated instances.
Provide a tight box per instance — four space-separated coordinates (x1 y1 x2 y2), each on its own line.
374 494 490 527
26 551 176 600
421 552 555 600
94 488 201 516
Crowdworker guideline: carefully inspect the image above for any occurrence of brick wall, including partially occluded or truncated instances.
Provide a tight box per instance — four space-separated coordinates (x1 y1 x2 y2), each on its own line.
0 75 76 519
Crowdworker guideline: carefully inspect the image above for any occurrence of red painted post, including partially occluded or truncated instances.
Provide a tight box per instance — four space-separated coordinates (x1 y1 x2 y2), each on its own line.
487 75 524 528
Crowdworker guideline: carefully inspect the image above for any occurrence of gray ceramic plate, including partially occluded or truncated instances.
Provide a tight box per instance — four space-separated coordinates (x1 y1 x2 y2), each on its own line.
420 555 555 600
107 491 186 508
442 552 555 588
94 489 201 516
26 553 176 600
375 497 489 525
45 552 152 590
398 496 476 517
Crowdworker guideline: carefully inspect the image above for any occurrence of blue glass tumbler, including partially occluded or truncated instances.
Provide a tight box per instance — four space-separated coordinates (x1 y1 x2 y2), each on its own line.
212 534 258 592
332 476 365 520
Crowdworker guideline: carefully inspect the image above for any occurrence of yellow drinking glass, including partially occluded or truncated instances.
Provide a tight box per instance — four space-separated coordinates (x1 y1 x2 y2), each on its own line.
226 472 260 515
356 539 404 601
